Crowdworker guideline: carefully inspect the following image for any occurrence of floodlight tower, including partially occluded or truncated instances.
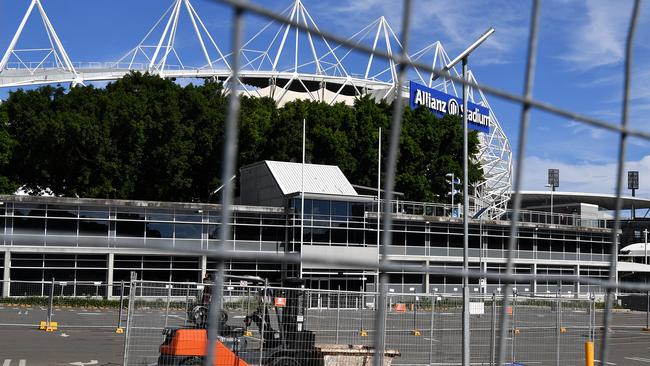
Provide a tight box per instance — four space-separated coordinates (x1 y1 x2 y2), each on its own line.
628 171 639 219
445 173 460 217
437 27 495 366
547 169 559 221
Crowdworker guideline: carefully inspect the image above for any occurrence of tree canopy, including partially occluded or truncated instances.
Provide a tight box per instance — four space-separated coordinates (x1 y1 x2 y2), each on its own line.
0 72 483 203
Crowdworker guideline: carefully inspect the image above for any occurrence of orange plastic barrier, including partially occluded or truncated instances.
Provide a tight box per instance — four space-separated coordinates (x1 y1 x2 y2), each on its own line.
395 303 406 312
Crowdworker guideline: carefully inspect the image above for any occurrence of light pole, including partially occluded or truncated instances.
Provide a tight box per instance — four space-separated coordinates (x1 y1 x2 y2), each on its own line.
547 169 559 224
439 26 495 366
545 184 554 223
643 228 650 332
446 173 460 217
643 229 648 264
628 171 639 219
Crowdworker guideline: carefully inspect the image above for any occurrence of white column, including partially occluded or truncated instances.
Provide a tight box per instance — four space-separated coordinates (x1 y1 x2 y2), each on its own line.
424 260 430 294
2 250 10 297
201 255 207 280
532 263 538 295
575 264 580 296
107 252 114 299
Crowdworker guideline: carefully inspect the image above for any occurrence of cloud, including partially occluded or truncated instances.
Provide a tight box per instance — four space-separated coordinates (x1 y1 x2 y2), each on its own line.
522 155 650 197
313 0 529 65
555 1 640 69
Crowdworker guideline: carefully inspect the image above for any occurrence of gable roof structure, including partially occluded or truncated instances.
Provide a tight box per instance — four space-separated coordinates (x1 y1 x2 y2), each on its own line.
264 160 358 197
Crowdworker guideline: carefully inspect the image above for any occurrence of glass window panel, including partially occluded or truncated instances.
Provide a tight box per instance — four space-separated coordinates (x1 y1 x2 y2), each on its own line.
175 224 202 239
146 222 174 238
350 203 365 217
175 211 202 222
116 221 145 237
262 226 284 242
79 207 109 219
237 216 260 225
117 212 145 221
14 205 46 217
311 228 329 243
234 225 260 241
312 200 330 216
172 257 199 269
518 238 534 251
148 213 174 222
47 218 77 234
407 232 425 246
365 229 377 246
13 217 45 233
349 229 364 245
47 206 78 218
79 220 109 236
331 229 346 244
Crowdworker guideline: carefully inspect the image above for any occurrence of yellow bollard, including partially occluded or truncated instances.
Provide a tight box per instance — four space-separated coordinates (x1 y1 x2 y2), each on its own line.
359 329 368 337
585 341 594 366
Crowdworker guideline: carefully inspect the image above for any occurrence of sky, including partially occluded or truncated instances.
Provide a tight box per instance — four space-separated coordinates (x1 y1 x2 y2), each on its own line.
0 0 649 198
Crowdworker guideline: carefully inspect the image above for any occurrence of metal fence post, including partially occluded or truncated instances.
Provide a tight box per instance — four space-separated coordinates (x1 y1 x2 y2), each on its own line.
556 289 561 366
428 294 436 366
588 292 593 342
336 285 341 344
164 283 172 328
47 277 54 325
645 291 650 331
490 292 497 366
511 291 517 363
259 279 268 366
123 271 137 366
116 281 125 333
184 284 190 326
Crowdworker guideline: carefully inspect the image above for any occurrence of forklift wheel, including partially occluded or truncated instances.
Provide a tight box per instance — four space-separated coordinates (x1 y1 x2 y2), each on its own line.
270 357 300 366
181 357 203 365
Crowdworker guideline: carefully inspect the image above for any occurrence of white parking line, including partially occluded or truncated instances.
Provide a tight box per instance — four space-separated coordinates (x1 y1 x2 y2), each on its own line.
595 360 618 365
626 357 650 363
2 360 27 366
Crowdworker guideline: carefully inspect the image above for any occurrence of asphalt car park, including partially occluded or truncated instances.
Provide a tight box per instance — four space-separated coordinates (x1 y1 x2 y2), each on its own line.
2 305 650 365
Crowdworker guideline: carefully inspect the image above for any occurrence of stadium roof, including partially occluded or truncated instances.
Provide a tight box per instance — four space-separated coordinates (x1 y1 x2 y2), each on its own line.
264 161 358 197
516 191 650 210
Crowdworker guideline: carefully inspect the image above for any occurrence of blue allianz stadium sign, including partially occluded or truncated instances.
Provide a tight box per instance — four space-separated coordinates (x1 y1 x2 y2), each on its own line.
409 81 491 133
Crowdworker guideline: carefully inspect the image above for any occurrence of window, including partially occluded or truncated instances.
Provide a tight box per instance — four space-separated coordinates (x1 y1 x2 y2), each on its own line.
234 225 259 241
146 222 174 238
175 224 202 239
79 220 109 236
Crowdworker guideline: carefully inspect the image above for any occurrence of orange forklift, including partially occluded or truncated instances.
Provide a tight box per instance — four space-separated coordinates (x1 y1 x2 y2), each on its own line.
158 278 319 366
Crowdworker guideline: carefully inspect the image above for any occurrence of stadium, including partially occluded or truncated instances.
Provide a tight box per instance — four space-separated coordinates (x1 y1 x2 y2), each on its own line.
0 0 640 297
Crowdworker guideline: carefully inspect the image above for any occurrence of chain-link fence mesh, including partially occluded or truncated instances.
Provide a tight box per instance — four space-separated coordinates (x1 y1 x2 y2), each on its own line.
122 280 597 366
0 279 132 332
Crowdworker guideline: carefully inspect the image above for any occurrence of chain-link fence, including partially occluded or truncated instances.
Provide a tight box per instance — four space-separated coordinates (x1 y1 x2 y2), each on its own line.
195 0 645 365
0 279 128 330
123 279 598 366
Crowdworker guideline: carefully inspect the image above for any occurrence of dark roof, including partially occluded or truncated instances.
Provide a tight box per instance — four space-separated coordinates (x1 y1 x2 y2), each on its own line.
515 191 650 210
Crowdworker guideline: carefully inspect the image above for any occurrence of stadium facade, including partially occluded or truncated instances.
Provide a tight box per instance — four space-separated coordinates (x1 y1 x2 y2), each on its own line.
0 161 612 298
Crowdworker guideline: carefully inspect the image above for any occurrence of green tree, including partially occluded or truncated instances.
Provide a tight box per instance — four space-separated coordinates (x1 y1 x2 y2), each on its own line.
0 73 483 204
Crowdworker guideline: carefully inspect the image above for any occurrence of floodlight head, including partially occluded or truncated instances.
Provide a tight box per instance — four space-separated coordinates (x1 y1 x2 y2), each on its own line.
432 27 495 81
628 171 639 190
547 168 559 188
